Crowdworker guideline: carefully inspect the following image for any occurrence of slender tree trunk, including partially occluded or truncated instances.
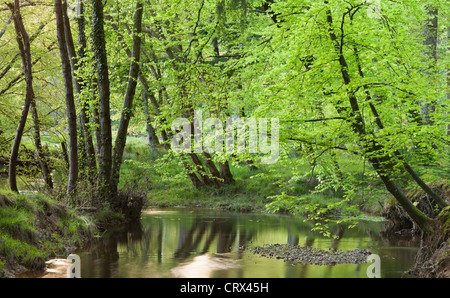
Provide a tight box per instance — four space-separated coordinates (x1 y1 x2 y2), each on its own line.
142 91 160 149
92 0 113 200
7 0 34 192
55 0 78 195
352 44 448 209
447 24 450 136
91 80 101 159
323 3 434 234
30 98 53 189
111 1 144 196
421 5 438 125
64 0 97 183
108 17 171 148
61 141 69 169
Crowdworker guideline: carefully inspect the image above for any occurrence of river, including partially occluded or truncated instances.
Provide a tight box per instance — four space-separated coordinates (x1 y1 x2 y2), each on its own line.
54 207 418 278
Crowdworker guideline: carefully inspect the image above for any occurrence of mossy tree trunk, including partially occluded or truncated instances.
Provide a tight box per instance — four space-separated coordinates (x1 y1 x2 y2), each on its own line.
91 0 113 201
55 0 78 196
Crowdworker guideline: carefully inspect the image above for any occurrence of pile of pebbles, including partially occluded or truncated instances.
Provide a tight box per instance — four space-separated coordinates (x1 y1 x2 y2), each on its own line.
246 243 372 266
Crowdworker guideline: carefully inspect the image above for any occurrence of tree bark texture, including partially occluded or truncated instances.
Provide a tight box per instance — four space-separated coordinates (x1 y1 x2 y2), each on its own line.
64 0 97 182
30 98 53 189
55 0 78 195
92 0 113 200
7 0 34 192
111 1 144 196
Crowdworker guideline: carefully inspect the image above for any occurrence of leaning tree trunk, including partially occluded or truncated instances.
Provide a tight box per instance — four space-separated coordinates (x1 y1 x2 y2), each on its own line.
55 0 78 196
108 18 171 148
111 1 144 196
7 0 34 193
351 44 448 209
323 3 434 234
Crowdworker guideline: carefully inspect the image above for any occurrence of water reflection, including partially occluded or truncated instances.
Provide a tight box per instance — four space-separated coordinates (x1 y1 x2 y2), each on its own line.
171 254 241 278
76 208 419 278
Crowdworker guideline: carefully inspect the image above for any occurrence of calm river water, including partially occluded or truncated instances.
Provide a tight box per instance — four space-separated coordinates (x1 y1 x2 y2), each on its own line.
71 208 419 278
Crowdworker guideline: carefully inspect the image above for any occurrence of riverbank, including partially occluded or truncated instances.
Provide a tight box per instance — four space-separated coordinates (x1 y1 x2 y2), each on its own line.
0 189 140 277
0 190 90 277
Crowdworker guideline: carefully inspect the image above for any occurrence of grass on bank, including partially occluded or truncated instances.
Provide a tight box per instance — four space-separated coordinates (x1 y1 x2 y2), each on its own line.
0 190 94 277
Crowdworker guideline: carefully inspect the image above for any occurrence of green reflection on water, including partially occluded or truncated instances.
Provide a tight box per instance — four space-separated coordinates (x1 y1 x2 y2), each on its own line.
77 208 419 278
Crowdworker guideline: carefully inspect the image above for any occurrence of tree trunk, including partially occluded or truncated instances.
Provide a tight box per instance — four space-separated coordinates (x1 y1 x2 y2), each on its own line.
203 152 224 187
7 0 34 193
61 141 69 169
111 1 144 196
55 0 78 195
91 81 101 159
421 5 438 125
323 3 434 234
142 91 160 149
447 24 450 136
92 0 113 200
108 17 171 148
30 98 53 190
65 0 97 183
219 160 234 184
352 44 448 209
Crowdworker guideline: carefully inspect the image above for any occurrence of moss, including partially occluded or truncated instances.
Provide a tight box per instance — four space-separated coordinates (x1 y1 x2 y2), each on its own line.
438 206 450 236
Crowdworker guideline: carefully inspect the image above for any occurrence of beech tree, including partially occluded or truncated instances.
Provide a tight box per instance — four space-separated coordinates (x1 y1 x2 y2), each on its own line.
111 0 144 195
55 0 78 195
6 0 36 192
250 0 449 234
91 0 113 200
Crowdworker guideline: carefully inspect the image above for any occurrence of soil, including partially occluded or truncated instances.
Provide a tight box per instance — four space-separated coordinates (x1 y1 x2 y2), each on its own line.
381 181 450 278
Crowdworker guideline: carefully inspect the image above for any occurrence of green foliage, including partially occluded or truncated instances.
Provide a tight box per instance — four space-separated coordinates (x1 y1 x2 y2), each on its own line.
0 0 448 241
